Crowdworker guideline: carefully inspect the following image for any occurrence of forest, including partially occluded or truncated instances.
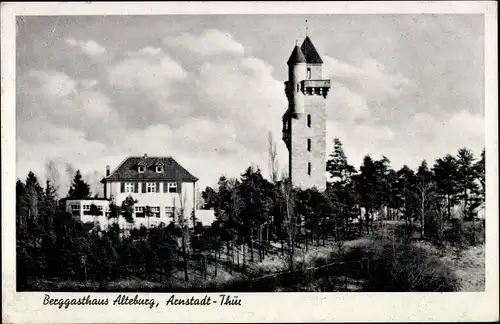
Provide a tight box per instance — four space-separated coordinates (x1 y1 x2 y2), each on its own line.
16 138 485 292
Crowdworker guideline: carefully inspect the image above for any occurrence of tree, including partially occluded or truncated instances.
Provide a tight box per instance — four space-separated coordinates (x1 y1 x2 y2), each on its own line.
45 160 61 197
433 154 459 220
415 160 435 239
25 171 43 231
280 178 297 280
144 206 154 228
471 148 485 217
268 132 279 184
67 170 91 199
326 138 357 236
456 148 479 220
395 165 417 225
326 138 356 183
121 196 137 225
88 204 102 229
357 155 377 233
175 194 190 281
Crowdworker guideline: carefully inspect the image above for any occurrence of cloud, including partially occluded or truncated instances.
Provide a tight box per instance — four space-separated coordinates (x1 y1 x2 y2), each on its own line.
17 69 121 144
327 110 484 172
64 38 107 57
26 70 77 97
323 55 415 126
80 79 98 88
105 47 190 130
109 47 187 89
165 29 245 56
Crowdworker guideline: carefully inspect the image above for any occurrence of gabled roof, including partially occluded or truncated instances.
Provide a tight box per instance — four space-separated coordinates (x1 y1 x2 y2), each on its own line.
300 36 323 64
103 156 198 182
287 45 307 65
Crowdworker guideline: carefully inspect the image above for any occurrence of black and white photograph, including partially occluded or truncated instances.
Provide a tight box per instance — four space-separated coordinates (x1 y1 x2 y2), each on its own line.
2 1 498 323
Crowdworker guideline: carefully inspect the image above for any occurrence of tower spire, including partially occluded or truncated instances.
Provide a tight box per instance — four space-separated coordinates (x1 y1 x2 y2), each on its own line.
305 18 308 37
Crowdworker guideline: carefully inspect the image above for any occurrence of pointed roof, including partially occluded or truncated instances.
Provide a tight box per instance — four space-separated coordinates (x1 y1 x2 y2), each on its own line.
287 45 307 65
300 36 323 64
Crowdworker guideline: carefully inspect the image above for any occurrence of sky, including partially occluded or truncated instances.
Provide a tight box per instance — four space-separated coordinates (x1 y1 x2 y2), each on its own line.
15 14 485 197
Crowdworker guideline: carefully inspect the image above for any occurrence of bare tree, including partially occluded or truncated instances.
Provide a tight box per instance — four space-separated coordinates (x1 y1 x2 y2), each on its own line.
414 180 435 240
45 160 61 198
268 132 279 184
175 194 190 281
280 178 297 279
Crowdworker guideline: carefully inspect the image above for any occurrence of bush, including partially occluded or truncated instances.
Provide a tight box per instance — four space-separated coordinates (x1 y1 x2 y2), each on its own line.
393 223 419 243
364 242 458 292
443 218 484 247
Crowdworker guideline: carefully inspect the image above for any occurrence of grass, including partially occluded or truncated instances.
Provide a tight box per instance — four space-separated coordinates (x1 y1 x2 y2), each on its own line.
440 244 485 292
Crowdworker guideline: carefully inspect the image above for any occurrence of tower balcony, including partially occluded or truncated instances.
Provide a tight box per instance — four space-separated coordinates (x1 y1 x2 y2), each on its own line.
302 79 331 88
301 79 331 98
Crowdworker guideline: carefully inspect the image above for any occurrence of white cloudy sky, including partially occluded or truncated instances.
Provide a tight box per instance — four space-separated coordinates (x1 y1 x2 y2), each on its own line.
16 14 485 196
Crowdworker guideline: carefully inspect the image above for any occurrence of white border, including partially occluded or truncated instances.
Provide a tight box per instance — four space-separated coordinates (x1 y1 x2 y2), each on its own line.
2 2 498 323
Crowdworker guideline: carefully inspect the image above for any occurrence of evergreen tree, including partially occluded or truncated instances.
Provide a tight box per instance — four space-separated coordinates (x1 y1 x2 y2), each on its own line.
326 138 357 237
433 154 459 220
456 148 478 220
67 170 91 199
357 155 377 233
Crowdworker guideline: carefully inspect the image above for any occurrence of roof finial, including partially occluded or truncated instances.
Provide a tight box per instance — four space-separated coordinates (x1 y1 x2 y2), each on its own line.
305 18 308 37
295 39 298 46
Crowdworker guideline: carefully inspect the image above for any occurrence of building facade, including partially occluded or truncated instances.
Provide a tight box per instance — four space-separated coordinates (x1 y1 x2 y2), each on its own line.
282 36 330 191
65 154 201 230
65 198 111 230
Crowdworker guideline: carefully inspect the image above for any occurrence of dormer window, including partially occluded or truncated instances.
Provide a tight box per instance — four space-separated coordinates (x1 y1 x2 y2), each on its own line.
155 162 164 173
138 160 147 173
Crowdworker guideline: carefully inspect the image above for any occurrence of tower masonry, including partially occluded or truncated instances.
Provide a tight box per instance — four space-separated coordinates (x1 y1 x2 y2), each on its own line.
282 36 330 191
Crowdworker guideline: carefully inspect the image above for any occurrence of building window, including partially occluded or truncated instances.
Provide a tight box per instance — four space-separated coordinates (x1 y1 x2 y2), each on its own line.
83 205 90 211
307 114 311 127
307 68 311 79
135 206 145 218
308 162 311 175
138 166 145 173
307 138 311 152
296 84 299 92
165 207 175 219
71 204 80 216
151 206 161 218
156 165 163 173
167 182 177 193
146 182 156 193
125 182 134 193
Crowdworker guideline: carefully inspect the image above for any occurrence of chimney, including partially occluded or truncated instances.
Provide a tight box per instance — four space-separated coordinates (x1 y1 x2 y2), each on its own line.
106 165 110 177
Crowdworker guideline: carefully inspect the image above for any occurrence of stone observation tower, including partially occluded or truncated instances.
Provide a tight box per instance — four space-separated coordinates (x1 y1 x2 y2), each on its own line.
282 36 330 191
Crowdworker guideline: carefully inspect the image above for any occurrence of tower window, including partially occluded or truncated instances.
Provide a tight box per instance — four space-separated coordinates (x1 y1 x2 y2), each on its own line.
307 138 311 152
307 162 311 175
307 114 311 127
296 84 299 92
307 68 311 80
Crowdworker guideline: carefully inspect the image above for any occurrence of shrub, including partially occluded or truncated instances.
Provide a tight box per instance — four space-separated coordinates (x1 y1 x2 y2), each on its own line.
444 218 465 247
393 223 419 243
364 242 458 292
